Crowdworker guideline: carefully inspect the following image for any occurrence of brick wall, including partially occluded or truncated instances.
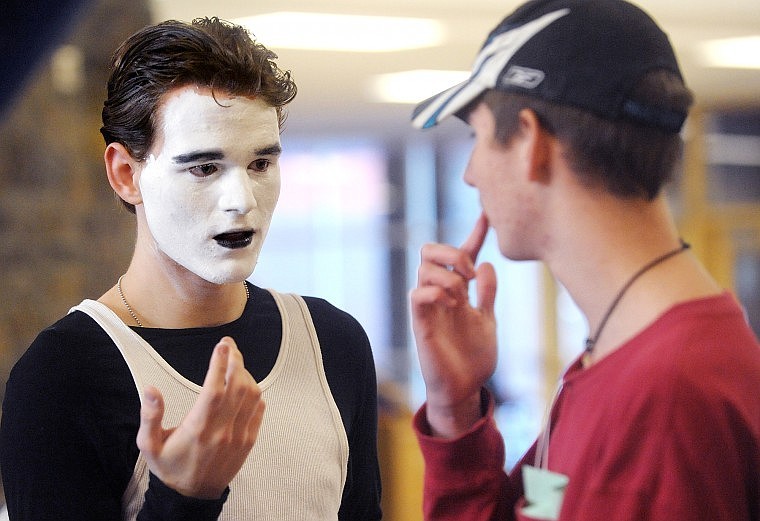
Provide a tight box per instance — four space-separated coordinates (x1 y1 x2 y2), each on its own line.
0 0 151 467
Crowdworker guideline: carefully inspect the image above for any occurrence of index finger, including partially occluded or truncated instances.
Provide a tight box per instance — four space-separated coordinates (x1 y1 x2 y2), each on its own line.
460 212 489 263
201 337 234 391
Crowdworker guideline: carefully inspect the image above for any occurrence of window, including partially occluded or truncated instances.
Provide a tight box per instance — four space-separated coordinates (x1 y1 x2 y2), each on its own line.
251 136 394 375
255 131 584 468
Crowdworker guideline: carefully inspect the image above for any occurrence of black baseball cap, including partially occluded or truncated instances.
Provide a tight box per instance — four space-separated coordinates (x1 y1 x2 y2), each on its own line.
412 0 687 133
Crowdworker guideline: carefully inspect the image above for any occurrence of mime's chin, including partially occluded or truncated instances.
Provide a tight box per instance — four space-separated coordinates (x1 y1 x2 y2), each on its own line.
191 257 258 285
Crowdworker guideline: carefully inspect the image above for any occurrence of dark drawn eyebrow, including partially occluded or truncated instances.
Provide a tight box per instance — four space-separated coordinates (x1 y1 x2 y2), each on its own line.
256 144 282 156
171 144 281 165
171 150 225 165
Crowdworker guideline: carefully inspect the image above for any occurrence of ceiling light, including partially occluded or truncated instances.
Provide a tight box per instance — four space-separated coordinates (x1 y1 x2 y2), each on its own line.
699 35 760 69
370 70 470 104
234 12 445 52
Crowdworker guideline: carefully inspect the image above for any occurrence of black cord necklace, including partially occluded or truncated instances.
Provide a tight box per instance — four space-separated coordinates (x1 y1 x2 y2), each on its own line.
584 239 691 357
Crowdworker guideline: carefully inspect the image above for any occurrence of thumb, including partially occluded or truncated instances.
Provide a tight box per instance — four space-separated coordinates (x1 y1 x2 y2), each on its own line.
475 261 497 317
136 385 165 454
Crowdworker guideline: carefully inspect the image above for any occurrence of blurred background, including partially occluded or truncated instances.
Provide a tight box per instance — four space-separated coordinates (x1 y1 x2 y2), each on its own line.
1 0 759 518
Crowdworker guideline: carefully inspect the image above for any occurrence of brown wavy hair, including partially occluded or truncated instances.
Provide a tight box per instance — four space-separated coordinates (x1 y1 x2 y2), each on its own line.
100 17 297 212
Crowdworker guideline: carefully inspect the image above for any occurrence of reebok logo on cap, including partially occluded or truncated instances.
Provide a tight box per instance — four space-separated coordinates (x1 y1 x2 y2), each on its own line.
501 66 545 89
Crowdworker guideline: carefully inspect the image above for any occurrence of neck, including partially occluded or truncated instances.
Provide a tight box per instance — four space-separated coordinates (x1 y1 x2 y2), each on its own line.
582 239 690 359
104 260 250 329
547 195 721 364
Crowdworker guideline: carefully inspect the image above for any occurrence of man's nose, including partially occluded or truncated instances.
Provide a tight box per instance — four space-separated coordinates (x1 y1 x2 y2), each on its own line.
463 157 476 187
218 168 256 214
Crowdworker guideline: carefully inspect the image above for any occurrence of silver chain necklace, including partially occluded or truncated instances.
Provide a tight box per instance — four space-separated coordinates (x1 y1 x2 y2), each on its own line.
116 275 250 327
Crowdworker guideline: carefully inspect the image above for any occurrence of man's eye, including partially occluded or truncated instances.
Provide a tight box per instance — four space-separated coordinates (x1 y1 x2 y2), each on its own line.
188 164 218 177
250 159 271 172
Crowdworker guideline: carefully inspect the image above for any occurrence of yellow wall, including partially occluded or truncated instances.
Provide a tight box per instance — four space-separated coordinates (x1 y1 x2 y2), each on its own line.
379 407 425 521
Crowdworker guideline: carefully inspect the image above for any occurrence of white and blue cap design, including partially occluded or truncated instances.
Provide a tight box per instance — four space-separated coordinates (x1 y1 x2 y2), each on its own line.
412 0 687 133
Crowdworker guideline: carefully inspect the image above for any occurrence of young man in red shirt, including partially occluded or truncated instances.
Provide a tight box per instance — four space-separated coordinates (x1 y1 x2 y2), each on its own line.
409 0 760 519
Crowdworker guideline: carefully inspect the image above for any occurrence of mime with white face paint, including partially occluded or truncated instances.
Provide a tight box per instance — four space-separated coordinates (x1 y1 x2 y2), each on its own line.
0 18 382 521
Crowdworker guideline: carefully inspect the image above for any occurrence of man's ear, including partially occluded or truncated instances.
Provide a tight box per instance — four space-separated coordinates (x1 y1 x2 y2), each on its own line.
104 143 142 206
517 108 552 184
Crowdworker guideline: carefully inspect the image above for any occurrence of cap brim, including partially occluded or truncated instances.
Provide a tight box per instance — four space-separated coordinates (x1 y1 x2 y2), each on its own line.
411 78 487 129
411 7 575 131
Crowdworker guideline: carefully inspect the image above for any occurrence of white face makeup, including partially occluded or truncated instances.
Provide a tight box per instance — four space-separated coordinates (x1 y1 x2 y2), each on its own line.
136 86 281 284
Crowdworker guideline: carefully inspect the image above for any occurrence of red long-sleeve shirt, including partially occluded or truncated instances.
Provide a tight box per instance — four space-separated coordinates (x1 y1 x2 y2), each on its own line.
415 293 760 520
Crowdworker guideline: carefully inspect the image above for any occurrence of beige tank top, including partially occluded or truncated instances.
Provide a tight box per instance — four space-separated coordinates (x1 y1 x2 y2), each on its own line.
73 290 348 520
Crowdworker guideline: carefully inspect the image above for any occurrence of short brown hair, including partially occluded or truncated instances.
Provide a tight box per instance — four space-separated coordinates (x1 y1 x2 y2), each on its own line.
482 69 693 200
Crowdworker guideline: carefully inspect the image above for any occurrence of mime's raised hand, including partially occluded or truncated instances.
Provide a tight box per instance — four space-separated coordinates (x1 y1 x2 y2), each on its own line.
136 336 265 499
